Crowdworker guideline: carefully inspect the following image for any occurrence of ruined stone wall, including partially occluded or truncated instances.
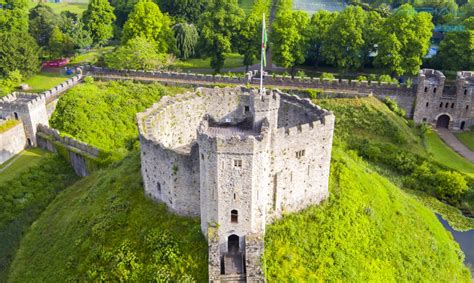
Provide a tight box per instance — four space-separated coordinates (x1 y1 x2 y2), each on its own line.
36 124 101 177
0 119 26 164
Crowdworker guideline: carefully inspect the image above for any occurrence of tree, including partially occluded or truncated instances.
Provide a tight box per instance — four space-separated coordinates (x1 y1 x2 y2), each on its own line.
375 4 433 76
272 9 310 75
167 0 206 23
361 11 383 67
173 23 198 60
321 6 366 72
29 4 59 47
435 171 468 202
48 26 74 58
83 0 116 46
198 0 245 72
0 70 22 96
435 17 474 70
122 0 173 53
0 31 40 77
60 11 93 49
307 10 337 67
237 0 270 70
104 37 167 71
0 0 29 33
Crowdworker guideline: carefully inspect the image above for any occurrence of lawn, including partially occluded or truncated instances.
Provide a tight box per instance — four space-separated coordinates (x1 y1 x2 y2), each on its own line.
455 130 474 151
28 1 89 15
424 129 474 177
0 148 49 184
23 71 73 93
69 47 114 66
173 53 245 71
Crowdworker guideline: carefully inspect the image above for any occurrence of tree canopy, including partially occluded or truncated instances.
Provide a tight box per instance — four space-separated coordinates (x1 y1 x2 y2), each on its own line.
83 0 116 46
198 0 245 72
122 0 173 53
0 31 40 77
173 23 199 60
29 4 59 47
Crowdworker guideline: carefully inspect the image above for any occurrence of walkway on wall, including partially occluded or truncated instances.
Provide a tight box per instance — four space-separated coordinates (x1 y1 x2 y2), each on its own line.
436 128 474 163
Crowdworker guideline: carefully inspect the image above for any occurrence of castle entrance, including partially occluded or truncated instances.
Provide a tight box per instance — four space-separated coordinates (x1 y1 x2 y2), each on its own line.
436 115 450 129
222 235 245 275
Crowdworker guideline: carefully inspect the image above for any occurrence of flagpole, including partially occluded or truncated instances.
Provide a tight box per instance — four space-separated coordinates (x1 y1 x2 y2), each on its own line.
260 13 265 96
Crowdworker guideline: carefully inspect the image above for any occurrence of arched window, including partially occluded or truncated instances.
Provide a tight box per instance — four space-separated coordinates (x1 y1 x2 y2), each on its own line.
424 87 428 93
445 102 449 108
467 105 470 110
464 89 468 95
439 102 443 108
451 103 455 108
14 112 18 120
433 87 437 93
425 102 429 107
231 210 238 223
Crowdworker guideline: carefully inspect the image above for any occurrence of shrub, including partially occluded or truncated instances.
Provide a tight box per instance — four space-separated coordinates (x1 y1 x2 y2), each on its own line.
384 97 406 117
296 70 306 79
378 74 396 84
435 171 469 202
356 75 367 82
320 72 335 80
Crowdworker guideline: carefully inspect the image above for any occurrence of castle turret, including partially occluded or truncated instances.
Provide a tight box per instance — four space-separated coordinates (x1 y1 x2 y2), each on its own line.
250 89 280 131
414 69 446 125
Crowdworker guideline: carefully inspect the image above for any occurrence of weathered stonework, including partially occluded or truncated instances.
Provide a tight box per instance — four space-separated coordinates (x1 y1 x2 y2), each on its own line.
414 69 474 130
0 117 27 164
137 86 335 281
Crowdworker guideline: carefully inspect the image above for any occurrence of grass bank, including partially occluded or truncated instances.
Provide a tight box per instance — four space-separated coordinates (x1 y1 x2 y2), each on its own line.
264 147 471 281
0 148 48 183
8 152 207 282
0 153 78 281
455 130 474 151
23 71 73 93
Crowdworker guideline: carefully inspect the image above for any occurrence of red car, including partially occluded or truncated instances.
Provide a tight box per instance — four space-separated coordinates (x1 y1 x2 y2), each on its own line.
42 58 70 68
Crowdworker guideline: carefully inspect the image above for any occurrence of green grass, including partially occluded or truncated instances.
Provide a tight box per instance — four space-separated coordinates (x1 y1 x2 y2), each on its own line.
424 129 474 177
264 146 471 281
50 80 190 159
0 154 78 281
173 53 245 70
0 148 48 184
23 71 73 93
69 47 114 65
0 120 20 134
28 1 89 15
455 130 474 151
8 152 207 282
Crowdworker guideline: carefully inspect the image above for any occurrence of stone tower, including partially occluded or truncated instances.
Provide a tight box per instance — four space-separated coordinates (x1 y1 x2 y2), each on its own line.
413 69 473 130
137 86 335 282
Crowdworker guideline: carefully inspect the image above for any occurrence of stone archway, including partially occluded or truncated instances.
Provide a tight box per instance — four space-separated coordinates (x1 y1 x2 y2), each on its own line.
436 114 450 129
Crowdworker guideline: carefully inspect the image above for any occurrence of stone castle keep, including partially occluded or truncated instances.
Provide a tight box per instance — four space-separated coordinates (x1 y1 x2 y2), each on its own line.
137 86 335 281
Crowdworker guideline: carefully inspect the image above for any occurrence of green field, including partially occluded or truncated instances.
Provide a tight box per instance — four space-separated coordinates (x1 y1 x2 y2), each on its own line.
424 129 474 177
28 1 89 15
455 130 474 151
8 152 208 282
173 53 245 70
0 148 49 184
23 71 73 93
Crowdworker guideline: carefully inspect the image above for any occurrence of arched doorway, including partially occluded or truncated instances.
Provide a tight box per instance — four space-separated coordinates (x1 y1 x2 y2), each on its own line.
460 121 466 130
228 234 239 254
436 115 450 128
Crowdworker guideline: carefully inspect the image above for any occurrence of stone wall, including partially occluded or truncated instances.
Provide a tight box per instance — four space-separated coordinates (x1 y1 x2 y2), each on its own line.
36 124 101 177
0 118 26 164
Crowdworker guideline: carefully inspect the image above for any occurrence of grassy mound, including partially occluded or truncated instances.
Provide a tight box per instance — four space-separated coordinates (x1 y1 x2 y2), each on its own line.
455 130 474 151
0 152 78 281
50 80 189 158
8 152 207 282
264 147 471 281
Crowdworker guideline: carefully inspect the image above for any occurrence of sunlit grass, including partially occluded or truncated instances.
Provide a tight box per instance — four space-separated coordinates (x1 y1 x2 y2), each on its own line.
23 71 73 93
455 130 474 151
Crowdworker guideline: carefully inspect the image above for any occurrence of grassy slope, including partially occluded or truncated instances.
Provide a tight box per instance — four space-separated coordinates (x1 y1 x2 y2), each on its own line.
23 71 73 93
424 129 474 177
0 149 48 183
264 147 471 281
455 130 474 151
0 154 78 281
8 153 207 282
173 53 245 70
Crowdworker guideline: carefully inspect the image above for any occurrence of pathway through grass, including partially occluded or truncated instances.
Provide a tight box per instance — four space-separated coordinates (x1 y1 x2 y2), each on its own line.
424 129 474 177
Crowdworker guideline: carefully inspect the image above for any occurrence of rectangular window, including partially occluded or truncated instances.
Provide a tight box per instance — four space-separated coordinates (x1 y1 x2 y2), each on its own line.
464 89 468 95
244 106 250 112
424 87 428 93
234 159 242 168
296 150 305 159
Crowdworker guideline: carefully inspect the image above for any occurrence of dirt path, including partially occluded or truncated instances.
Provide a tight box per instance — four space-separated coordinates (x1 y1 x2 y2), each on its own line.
436 128 474 163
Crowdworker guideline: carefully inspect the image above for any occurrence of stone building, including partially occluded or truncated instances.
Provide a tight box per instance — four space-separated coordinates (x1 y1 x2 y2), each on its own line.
137 86 335 281
414 69 473 130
